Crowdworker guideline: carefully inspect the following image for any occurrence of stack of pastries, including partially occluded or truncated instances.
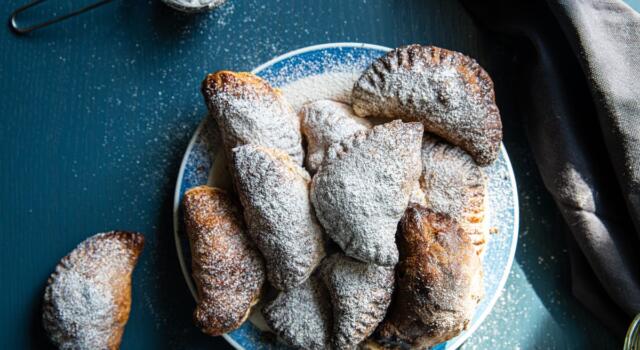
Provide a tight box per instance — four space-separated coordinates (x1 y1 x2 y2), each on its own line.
185 44 502 349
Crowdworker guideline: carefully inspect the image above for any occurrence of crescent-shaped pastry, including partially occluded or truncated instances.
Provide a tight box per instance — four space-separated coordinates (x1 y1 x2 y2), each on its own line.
263 277 333 350
300 100 372 174
421 136 488 254
352 45 502 166
232 144 326 290
202 70 304 164
42 231 144 350
311 120 423 266
320 253 394 350
377 205 483 349
182 186 266 336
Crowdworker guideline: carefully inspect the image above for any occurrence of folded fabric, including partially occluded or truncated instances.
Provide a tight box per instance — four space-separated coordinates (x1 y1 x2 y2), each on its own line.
461 0 640 335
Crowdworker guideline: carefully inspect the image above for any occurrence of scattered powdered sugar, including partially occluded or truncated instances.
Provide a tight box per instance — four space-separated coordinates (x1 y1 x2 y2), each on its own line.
280 71 360 112
42 232 144 350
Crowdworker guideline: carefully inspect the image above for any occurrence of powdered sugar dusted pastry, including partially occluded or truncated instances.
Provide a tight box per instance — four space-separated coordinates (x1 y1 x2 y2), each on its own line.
42 231 144 350
300 100 372 173
421 136 488 254
232 144 325 290
202 71 304 164
263 277 332 350
377 205 483 349
311 120 423 266
352 45 502 166
320 253 394 350
182 186 265 336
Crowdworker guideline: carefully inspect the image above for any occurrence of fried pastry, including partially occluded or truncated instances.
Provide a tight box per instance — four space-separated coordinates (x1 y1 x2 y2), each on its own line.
320 253 394 350
202 70 304 164
182 186 266 336
352 45 502 166
311 120 423 266
263 277 333 350
421 136 488 254
232 144 325 290
42 231 144 350
377 205 483 349
300 100 372 173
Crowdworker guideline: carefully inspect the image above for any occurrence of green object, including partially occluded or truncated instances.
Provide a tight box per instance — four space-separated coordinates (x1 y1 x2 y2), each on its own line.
1 0 633 348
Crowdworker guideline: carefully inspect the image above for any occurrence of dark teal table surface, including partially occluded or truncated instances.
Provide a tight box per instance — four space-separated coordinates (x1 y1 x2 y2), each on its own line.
2 1 638 349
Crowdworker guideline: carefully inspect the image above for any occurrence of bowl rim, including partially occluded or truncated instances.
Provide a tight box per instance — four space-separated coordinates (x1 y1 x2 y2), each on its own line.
172 42 520 350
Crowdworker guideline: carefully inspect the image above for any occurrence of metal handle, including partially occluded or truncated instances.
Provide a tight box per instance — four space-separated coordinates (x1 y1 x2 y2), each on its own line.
8 0 114 35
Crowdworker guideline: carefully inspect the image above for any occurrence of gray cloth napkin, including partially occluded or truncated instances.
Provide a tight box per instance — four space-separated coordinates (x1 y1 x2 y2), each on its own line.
462 0 640 335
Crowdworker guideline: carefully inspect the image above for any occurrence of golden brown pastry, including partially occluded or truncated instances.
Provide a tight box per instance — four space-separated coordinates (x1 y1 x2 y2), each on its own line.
42 231 144 350
421 135 488 254
352 45 502 166
232 144 325 290
320 253 394 350
201 70 304 164
300 100 372 174
376 205 483 349
182 185 265 336
311 120 423 266
263 276 333 350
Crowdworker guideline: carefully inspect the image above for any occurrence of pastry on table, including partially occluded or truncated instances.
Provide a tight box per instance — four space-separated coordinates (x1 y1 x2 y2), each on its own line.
320 253 394 350
263 276 333 350
351 44 502 166
201 70 304 165
182 185 266 336
300 100 372 174
376 205 483 349
42 231 144 350
232 144 326 290
421 135 488 254
311 120 423 266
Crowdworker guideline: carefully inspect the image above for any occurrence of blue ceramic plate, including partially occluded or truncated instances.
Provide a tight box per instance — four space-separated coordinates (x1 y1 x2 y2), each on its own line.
173 43 519 350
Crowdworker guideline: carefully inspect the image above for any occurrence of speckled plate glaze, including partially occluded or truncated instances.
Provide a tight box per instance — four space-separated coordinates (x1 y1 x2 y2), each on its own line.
173 43 519 350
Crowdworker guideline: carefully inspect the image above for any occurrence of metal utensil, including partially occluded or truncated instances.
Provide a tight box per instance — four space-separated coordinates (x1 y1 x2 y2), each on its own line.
8 0 114 34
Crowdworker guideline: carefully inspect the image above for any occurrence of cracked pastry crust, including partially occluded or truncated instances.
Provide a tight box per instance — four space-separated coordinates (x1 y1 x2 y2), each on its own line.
377 205 483 349
311 120 423 266
421 135 488 255
202 70 304 165
300 100 372 174
182 186 266 336
352 44 502 166
232 144 326 290
42 231 144 350
263 276 333 350
320 254 394 350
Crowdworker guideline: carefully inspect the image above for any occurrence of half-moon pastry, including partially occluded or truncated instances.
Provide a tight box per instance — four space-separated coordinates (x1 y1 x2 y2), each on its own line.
42 231 144 350
232 144 325 290
300 100 372 174
202 70 304 165
421 135 488 254
263 276 333 350
352 45 502 166
182 185 266 336
320 253 394 350
311 120 423 266
377 205 483 349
